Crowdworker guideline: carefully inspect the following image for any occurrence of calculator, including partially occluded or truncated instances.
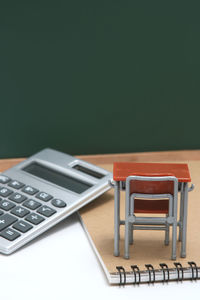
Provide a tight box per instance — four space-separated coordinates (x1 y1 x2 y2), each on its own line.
0 148 112 254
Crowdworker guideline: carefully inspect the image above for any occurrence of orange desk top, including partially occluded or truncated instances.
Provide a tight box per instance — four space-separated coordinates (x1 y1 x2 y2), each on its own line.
113 162 191 182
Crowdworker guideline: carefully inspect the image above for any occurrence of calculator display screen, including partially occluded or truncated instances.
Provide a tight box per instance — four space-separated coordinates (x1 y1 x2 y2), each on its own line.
23 162 92 194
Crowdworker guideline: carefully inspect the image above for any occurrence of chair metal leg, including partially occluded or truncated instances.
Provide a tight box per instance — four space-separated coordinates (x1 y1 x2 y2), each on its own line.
165 215 169 246
171 221 177 260
132 224 134 245
129 223 133 245
124 219 130 259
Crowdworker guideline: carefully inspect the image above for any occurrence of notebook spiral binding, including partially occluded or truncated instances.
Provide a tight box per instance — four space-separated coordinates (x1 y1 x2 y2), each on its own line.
131 265 141 284
116 261 199 285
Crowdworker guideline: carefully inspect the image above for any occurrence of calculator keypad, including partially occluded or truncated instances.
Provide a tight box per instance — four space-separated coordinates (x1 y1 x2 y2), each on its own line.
13 221 33 233
8 193 27 203
0 176 10 184
0 199 15 211
25 213 45 225
0 187 13 197
8 180 24 189
0 228 21 241
0 214 17 231
51 199 66 208
11 206 30 218
37 205 56 217
0 177 69 243
23 199 41 210
22 186 39 195
36 192 52 202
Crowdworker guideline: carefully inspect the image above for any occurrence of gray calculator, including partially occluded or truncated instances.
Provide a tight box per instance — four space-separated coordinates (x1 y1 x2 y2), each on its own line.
0 148 112 254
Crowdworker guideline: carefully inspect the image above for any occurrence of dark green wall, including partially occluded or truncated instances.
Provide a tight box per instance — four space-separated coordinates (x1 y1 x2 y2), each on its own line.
0 1 200 158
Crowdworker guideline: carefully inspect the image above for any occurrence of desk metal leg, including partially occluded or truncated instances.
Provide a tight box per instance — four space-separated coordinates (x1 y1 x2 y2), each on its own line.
181 182 188 258
124 178 131 259
178 183 184 242
114 181 120 256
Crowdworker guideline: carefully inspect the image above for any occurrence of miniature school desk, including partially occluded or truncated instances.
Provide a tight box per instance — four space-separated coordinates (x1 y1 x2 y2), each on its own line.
113 162 191 258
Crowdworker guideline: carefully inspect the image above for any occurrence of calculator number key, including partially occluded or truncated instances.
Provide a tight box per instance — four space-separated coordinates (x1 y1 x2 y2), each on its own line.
13 221 33 233
23 199 41 210
21 186 39 195
0 228 20 241
0 199 15 211
8 180 24 189
36 192 52 202
8 193 27 204
0 175 10 184
51 199 66 208
0 187 13 197
37 205 56 217
25 213 45 225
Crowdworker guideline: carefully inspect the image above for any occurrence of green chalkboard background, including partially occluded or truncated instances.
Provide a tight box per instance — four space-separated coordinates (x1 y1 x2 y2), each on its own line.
0 1 200 158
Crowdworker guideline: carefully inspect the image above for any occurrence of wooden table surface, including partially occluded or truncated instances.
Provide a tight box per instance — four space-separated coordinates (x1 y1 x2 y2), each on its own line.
0 149 199 172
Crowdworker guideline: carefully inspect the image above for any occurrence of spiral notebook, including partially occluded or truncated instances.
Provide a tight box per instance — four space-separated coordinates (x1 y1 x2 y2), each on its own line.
79 160 200 285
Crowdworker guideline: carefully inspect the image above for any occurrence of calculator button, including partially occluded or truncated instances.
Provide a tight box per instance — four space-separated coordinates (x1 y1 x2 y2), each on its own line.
8 193 27 204
23 199 41 210
0 200 15 211
0 214 17 231
11 206 30 218
25 213 45 225
0 210 4 216
8 180 24 189
13 221 33 233
0 175 10 184
36 192 53 202
51 199 66 208
0 228 20 241
0 187 13 197
37 205 56 217
21 186 39 195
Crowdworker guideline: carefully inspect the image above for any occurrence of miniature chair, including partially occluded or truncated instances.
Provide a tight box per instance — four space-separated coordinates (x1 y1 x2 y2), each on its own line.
124 175 178 260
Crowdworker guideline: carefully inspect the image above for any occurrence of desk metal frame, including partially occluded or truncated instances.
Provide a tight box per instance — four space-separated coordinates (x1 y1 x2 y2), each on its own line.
114 180 191 258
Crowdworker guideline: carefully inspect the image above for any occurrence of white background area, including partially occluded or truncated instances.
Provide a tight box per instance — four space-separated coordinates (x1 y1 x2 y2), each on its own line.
1 213 199 300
